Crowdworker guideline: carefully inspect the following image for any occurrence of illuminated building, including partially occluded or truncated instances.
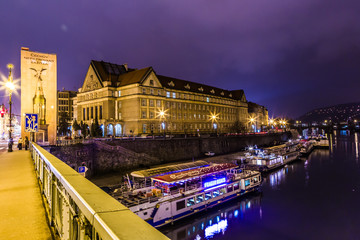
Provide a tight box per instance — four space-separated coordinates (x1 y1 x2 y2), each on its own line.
76 60 252 136
248 102 269 132
57 90 77 125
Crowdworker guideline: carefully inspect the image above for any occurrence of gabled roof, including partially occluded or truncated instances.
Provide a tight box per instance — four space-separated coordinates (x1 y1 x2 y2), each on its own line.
90 60 151 87
117 67 152 87
157 75 245 100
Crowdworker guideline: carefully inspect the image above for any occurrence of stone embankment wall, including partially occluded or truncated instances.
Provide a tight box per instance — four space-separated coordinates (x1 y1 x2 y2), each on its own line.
111 133 290 162
49 132 290 177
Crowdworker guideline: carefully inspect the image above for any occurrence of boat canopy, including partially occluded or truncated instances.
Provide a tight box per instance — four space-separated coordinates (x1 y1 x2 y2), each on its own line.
265 144 287 151
152 163 237 184
130 160 209 178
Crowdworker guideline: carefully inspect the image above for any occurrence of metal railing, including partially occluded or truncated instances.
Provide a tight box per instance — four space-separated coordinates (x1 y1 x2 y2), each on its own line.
30 142 168 240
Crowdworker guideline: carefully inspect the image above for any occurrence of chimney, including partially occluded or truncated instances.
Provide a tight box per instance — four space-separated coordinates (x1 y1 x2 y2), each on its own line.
124 63 128 72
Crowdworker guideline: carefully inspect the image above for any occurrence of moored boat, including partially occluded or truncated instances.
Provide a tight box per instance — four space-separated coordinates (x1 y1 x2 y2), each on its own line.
300 140 316 156
243 141 301 172
113 162 261 227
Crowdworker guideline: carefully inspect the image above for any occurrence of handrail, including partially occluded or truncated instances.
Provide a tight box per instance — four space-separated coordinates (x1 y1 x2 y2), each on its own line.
30 142 168 240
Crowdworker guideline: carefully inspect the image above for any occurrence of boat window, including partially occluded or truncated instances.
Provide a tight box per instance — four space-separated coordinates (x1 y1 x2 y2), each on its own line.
196 195 204 204
187 197 195 207
245 179 251 186
213 190 220 198
143 212 147 215
234 183 239 190
227 185 233 193
176 200 186 210
205 192 212 200
220 188 226 195
253 177 258 183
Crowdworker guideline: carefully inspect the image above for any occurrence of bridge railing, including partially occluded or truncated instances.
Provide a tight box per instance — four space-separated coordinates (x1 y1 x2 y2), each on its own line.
30 142 168 240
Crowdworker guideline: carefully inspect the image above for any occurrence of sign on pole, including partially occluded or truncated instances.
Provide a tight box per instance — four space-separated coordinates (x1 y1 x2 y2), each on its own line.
78 166 88 177
25 113 39 132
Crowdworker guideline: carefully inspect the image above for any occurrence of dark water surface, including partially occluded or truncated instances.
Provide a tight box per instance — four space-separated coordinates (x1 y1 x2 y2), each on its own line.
160 133 360 240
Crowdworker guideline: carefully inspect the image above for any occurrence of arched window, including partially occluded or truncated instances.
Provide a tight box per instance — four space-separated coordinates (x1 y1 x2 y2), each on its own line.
115 124 122 136
107 124 114 136
100 124 104 137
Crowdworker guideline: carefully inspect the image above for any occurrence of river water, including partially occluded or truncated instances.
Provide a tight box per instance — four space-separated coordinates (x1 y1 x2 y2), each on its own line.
160 132 360 240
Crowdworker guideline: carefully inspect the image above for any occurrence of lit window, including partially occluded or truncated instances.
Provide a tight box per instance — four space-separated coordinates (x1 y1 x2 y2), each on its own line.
206 97 209 102
166 92 170 98
204 192 212 201
118 90 121 97
172 92 176 98
196 195 204 204
143 124 147 133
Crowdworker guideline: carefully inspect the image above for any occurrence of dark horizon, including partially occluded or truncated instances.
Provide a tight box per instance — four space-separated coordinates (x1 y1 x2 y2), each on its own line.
1 0 360 119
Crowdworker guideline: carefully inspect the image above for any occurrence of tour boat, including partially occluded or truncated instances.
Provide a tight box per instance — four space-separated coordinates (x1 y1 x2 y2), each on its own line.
114 161 261 228
300 140 316 156
244 141 301 172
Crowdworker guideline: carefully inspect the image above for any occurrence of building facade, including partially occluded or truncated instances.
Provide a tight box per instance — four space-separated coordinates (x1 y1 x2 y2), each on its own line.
57 90 77 125
76 60 251 136
248 102 269 132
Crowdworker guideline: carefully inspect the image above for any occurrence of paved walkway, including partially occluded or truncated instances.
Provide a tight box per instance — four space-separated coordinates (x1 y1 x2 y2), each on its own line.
0 149 53 239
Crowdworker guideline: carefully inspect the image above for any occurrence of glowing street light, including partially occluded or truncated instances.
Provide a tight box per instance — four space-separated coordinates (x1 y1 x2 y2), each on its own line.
6 64 15 152
208 111 219 135
156 108 168 138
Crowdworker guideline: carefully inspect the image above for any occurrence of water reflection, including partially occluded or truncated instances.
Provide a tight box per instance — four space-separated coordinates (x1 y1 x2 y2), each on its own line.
263 166 292 188
355 133 359 162
162 193 262 240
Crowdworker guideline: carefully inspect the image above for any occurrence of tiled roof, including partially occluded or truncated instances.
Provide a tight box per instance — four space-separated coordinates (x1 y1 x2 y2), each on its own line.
117 67 152 86
91 60 149 87
157 75 245 100
90 60 245 101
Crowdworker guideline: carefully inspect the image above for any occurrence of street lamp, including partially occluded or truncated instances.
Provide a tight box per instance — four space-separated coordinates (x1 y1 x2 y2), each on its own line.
269 118 274 129
157 108 168 138
209 111 219 136
6 64 15 152
249 117 255 132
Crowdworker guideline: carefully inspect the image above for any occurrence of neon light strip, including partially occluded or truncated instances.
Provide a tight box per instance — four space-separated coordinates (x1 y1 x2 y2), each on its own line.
204 183 227 192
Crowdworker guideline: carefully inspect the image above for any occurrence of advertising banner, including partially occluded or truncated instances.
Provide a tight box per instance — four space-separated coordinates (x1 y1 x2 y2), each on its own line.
21 48 57 144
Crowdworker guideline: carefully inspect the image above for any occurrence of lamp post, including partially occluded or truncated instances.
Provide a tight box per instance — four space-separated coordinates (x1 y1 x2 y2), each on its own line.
212 115 218 136
6 64 15 152
158 110 166 138
209 112 219 136
250 117 255 133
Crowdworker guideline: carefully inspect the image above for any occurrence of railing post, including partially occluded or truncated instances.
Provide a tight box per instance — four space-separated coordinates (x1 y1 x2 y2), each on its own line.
61 197 70 240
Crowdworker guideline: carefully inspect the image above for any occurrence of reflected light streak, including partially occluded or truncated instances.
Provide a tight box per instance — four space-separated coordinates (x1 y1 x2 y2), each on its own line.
204 219 228 238
355 133 359 162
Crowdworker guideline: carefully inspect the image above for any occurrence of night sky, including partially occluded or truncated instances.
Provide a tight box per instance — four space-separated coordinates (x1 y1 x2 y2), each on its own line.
1 0 360 118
